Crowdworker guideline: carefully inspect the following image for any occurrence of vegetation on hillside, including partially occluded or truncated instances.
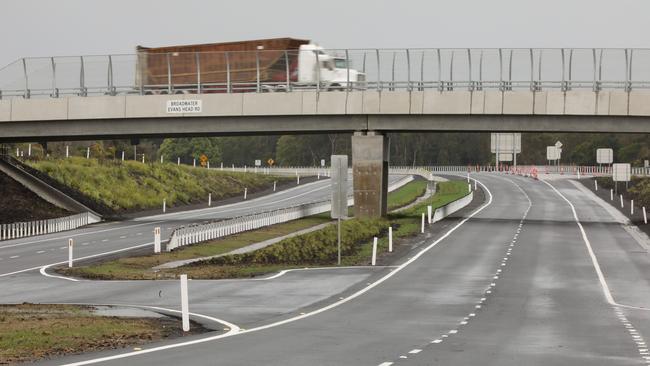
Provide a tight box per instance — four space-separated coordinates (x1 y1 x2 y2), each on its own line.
596 176 650 207
27 157 284 211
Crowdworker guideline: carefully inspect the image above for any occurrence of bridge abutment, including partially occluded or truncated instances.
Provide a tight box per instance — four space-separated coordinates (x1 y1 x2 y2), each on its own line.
352 131 388 218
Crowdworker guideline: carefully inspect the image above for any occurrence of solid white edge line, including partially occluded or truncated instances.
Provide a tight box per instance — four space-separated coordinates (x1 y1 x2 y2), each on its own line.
542 179 650 311
58 176 494 366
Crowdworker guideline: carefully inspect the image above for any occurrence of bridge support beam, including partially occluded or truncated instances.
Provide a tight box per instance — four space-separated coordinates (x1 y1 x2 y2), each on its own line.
352 131 388 218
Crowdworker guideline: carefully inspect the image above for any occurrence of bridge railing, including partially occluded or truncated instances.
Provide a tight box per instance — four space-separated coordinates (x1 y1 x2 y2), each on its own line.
2 48 650 99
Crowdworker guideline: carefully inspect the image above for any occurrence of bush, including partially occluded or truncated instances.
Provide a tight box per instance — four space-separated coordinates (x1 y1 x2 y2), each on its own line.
195 218 388 266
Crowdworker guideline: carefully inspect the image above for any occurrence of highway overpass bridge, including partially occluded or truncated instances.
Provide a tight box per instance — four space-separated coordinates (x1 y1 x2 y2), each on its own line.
1 47 649 217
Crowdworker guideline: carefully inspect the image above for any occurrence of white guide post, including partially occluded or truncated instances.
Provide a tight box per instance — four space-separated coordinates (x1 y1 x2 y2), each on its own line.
177 157 180 165
421 213 425 233
208 193 212 207
160 155 164 164
163 199 166 213
273 181 277 192
388 227 393 253
68 238 74 268
142 154 145 163
154 227 161 253
620 194 624 208
474 179 478 190
371 237 378 266
643 207 647 224
631 200 634 215
121 151 125 161
244 188 248 200
297 175 300 185
468 183 472 193
180 274 190 332
86 147 90 159
65 145 69 158
594 179 598 190
610 189 614 201
427 205 432 224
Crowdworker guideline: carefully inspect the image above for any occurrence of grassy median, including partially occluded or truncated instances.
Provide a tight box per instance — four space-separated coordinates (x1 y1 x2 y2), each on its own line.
0 304 197 364
61 179 470 280
28 157 287 212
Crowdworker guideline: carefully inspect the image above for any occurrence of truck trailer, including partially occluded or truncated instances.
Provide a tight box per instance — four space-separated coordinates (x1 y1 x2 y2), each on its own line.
135 37 365 94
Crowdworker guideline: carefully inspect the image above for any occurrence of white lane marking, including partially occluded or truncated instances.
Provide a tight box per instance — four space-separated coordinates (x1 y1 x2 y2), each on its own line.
408 349 422 354
101 239 109 242
57 177 495 366
136 233 142 236
542 179 649 311
377 363 394 366
9 255 19 259
36 251 45 254
449 329 458 334
119 236 127 239
431 339 442 344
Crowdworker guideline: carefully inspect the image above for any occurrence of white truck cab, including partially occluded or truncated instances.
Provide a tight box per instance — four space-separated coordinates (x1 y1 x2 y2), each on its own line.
297 44 365 89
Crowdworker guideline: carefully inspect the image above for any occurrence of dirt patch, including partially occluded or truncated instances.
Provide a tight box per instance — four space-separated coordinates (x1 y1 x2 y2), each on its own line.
0 303 207 364
0 172 71 224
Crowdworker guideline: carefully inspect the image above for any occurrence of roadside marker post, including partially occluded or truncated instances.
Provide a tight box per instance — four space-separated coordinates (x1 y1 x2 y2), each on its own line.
273 181 277 192
427 205 432 224
467 172 470 183
371 237 378 266
220 162 223 170
180 274 190 332
68 239 73 268
65 145 69 158
154 227 161 253
611 189 614 201
244 188 248 200
177 157 180 165
388 227 393 253
631 200 634 215
86 147 90 159
643 207 647 224
594 179 598 191
163 199 166 213
208 193 212 207
474 179 478 190
193 159 196 168
620 194 624 208
142 154 145 164
297 175 300 185
421 213 425 233
160 155 164 164
468 183 472 193
121 151 125 161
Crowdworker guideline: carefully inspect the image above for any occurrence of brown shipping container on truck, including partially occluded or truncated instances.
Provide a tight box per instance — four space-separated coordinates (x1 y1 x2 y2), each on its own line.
136 37 310 91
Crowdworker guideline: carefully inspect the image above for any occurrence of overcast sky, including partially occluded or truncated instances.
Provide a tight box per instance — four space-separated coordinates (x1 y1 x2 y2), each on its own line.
1 0 648 67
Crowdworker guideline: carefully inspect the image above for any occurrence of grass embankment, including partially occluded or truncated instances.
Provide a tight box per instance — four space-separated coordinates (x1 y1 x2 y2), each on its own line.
387 179 428 211
595 176 650 207
28 157 286 212
62 180 469 280
0 173 71 224
0 304 192 364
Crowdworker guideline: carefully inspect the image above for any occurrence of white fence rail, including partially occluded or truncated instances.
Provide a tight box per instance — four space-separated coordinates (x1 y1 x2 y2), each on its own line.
0 212 100 241
167 200 332 251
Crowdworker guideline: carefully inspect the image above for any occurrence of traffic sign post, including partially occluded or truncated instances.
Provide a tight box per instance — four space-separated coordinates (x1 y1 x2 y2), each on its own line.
491 133 521 170
596 148 613 165
331 155 348 266
613 163 631 193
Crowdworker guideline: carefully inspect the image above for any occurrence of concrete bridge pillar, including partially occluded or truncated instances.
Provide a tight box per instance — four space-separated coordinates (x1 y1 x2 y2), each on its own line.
352 131 388 218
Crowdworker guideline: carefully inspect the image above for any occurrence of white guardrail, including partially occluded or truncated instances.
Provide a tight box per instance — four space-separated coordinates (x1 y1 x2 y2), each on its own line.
166 175 414 251
432 191 474 223
204 165 650 177
0 212 100 241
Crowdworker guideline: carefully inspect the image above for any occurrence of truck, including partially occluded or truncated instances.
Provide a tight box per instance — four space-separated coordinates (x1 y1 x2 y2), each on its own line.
135 37 365 94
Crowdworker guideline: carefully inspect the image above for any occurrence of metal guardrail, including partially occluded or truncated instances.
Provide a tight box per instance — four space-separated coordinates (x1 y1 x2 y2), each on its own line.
2 48 650 99
0 212 99 241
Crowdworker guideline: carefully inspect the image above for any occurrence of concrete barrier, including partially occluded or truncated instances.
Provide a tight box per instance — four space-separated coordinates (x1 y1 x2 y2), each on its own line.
432 191 475 224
